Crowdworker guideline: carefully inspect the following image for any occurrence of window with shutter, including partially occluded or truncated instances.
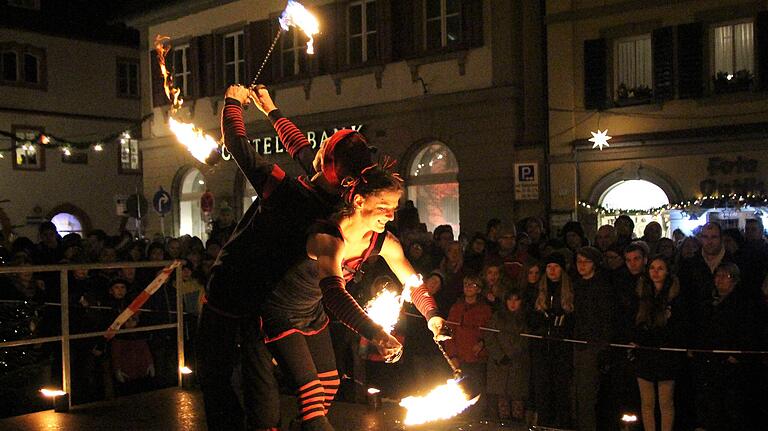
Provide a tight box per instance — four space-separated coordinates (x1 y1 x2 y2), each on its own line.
423 0 461 51
347 0 379 65
172 44 190 98
223 31 245 85
613 35 653 104
711 20 754 93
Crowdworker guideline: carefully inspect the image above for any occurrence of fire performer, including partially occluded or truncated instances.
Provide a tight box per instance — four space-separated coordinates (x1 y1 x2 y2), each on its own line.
198 85 445 431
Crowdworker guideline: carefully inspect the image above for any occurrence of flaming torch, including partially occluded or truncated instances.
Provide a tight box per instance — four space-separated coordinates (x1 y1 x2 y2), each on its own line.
399 379 479 425
154 35 220 164
364 274 423 333
249 0 320 87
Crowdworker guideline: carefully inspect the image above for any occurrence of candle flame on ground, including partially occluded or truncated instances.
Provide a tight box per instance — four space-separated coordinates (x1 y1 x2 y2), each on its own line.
399 379 478 425
279 0 320 54
40 388 66 397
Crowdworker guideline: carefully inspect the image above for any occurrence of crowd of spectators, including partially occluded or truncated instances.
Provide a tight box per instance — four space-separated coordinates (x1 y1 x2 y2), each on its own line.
386 214 768 431
2 209 768 431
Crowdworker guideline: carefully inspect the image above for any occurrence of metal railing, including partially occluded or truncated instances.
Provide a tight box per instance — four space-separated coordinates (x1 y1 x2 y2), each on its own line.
0 260 185 411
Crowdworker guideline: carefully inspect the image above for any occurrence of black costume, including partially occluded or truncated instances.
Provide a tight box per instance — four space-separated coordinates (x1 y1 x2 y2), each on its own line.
198 98 336 431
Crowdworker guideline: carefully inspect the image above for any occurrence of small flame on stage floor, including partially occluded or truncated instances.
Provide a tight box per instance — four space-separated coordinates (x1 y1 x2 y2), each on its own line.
399 379 479 425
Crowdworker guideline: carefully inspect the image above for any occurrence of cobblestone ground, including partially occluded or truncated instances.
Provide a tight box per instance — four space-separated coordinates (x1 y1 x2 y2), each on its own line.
0 388 530 431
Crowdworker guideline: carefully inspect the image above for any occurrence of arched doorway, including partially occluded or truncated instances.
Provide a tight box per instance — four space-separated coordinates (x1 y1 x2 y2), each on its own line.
177 167 207 240
598 179 671 238
406 141 460 235
46 203 92 237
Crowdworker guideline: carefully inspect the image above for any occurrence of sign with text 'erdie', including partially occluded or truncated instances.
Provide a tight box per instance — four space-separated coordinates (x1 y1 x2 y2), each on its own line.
514 162 539 200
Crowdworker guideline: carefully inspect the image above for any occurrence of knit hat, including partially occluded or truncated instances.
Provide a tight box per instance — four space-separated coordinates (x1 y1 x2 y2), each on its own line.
319 129 370 187
543 251 567 269
427 269 446 286
576 246 603 265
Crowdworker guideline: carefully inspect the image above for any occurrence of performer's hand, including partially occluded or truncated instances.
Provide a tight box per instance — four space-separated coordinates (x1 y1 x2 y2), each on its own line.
225 84 255 105
253 84 278 115
371 330 403 363
428 316 451 341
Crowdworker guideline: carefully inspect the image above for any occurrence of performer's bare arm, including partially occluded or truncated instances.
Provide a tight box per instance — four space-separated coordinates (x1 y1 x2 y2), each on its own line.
308 233 402 360
379 231 449 340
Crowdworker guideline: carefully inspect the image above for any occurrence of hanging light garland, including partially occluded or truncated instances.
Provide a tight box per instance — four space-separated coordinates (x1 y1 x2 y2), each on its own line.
0 113 152 157
579 193 768 215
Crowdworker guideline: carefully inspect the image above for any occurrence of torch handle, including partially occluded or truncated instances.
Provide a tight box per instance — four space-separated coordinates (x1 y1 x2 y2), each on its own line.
435 339 462 378
249 29 284 89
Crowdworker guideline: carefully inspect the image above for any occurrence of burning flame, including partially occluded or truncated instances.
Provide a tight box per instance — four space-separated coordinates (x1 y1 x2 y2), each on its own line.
365 288 402 334
279 0 320 54
169 117 219 163
399 379 479 425
154 35 183 111
364 273 423 333
155 34 219 163
40 388 66 397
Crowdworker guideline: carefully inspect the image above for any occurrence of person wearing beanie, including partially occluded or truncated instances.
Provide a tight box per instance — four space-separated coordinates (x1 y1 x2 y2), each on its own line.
530 251 574 428
198 85 445 431
572 246 614 431
560 221 589 253
196 85 384 431
487 222 526 280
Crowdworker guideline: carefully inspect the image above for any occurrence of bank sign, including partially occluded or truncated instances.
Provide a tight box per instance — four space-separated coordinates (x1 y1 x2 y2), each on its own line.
221 124 364 160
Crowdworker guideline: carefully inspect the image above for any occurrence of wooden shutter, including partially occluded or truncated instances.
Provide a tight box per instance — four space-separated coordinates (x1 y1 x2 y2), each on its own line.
377 0 393 63
676 22 703 99
246 20 275 85
391 0 416 59
461 0 483 48
315 3 338 75
149 49 168 107
212 33 224 94
755 11 768 91
583 38 607 110
652 26 674 101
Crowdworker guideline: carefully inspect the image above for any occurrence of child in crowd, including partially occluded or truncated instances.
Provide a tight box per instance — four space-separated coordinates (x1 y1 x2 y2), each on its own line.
485 288 529 421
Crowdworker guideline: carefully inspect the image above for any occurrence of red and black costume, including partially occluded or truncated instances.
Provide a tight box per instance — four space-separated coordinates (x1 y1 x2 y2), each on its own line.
198 98 336 431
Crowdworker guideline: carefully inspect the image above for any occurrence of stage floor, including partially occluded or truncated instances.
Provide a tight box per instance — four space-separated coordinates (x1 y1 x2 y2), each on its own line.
0 387 530 431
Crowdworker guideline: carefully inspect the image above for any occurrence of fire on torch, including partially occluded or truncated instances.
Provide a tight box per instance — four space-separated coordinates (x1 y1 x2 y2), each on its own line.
154 1 320 164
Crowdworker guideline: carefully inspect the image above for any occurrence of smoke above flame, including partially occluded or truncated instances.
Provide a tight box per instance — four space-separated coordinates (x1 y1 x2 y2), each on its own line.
279 0 320 54
399 379 479 425
154 34 218 163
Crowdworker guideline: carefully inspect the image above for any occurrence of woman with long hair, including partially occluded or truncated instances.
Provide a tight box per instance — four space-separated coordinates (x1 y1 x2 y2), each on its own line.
633 256 685 431
261 161 445 431
530 252 574 428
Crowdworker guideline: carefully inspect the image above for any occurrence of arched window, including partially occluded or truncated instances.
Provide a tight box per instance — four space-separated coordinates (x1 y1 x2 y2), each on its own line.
243 180 258 212
179 168 207 239
51 212 83 236
598 179 670 238
407 141 460 234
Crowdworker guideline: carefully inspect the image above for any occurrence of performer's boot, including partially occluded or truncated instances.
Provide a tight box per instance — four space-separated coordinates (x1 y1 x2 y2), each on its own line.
300 416 334 431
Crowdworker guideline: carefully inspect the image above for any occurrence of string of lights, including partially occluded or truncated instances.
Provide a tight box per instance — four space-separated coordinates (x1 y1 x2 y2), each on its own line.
0 113 153 159
578 193 768 215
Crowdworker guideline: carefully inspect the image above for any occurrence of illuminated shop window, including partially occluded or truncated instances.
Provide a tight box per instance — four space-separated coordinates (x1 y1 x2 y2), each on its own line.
179 168 207 240
599 180 670 238
51 213 83 236
407 141 460 235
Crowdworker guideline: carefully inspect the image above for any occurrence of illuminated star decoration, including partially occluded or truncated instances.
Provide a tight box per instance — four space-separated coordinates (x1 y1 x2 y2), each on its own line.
589 129 611 150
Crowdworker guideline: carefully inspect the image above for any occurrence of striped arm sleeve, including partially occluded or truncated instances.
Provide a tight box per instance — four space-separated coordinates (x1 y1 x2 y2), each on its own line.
319 276 379 340
269 109 311 158
222 98 247 138
409 284 439 321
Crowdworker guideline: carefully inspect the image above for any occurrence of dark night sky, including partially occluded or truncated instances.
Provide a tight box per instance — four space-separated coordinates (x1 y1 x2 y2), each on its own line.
1 0 187 46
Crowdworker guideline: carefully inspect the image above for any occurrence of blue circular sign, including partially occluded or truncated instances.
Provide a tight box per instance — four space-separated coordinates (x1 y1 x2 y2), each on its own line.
153 187 172 215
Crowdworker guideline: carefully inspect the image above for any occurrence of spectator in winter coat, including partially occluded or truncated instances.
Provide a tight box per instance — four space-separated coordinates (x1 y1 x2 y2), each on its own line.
485 288 529 421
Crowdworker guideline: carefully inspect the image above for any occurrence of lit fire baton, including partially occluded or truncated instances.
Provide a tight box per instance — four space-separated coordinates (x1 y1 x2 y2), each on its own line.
248 0 320 88
154 35 219 164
